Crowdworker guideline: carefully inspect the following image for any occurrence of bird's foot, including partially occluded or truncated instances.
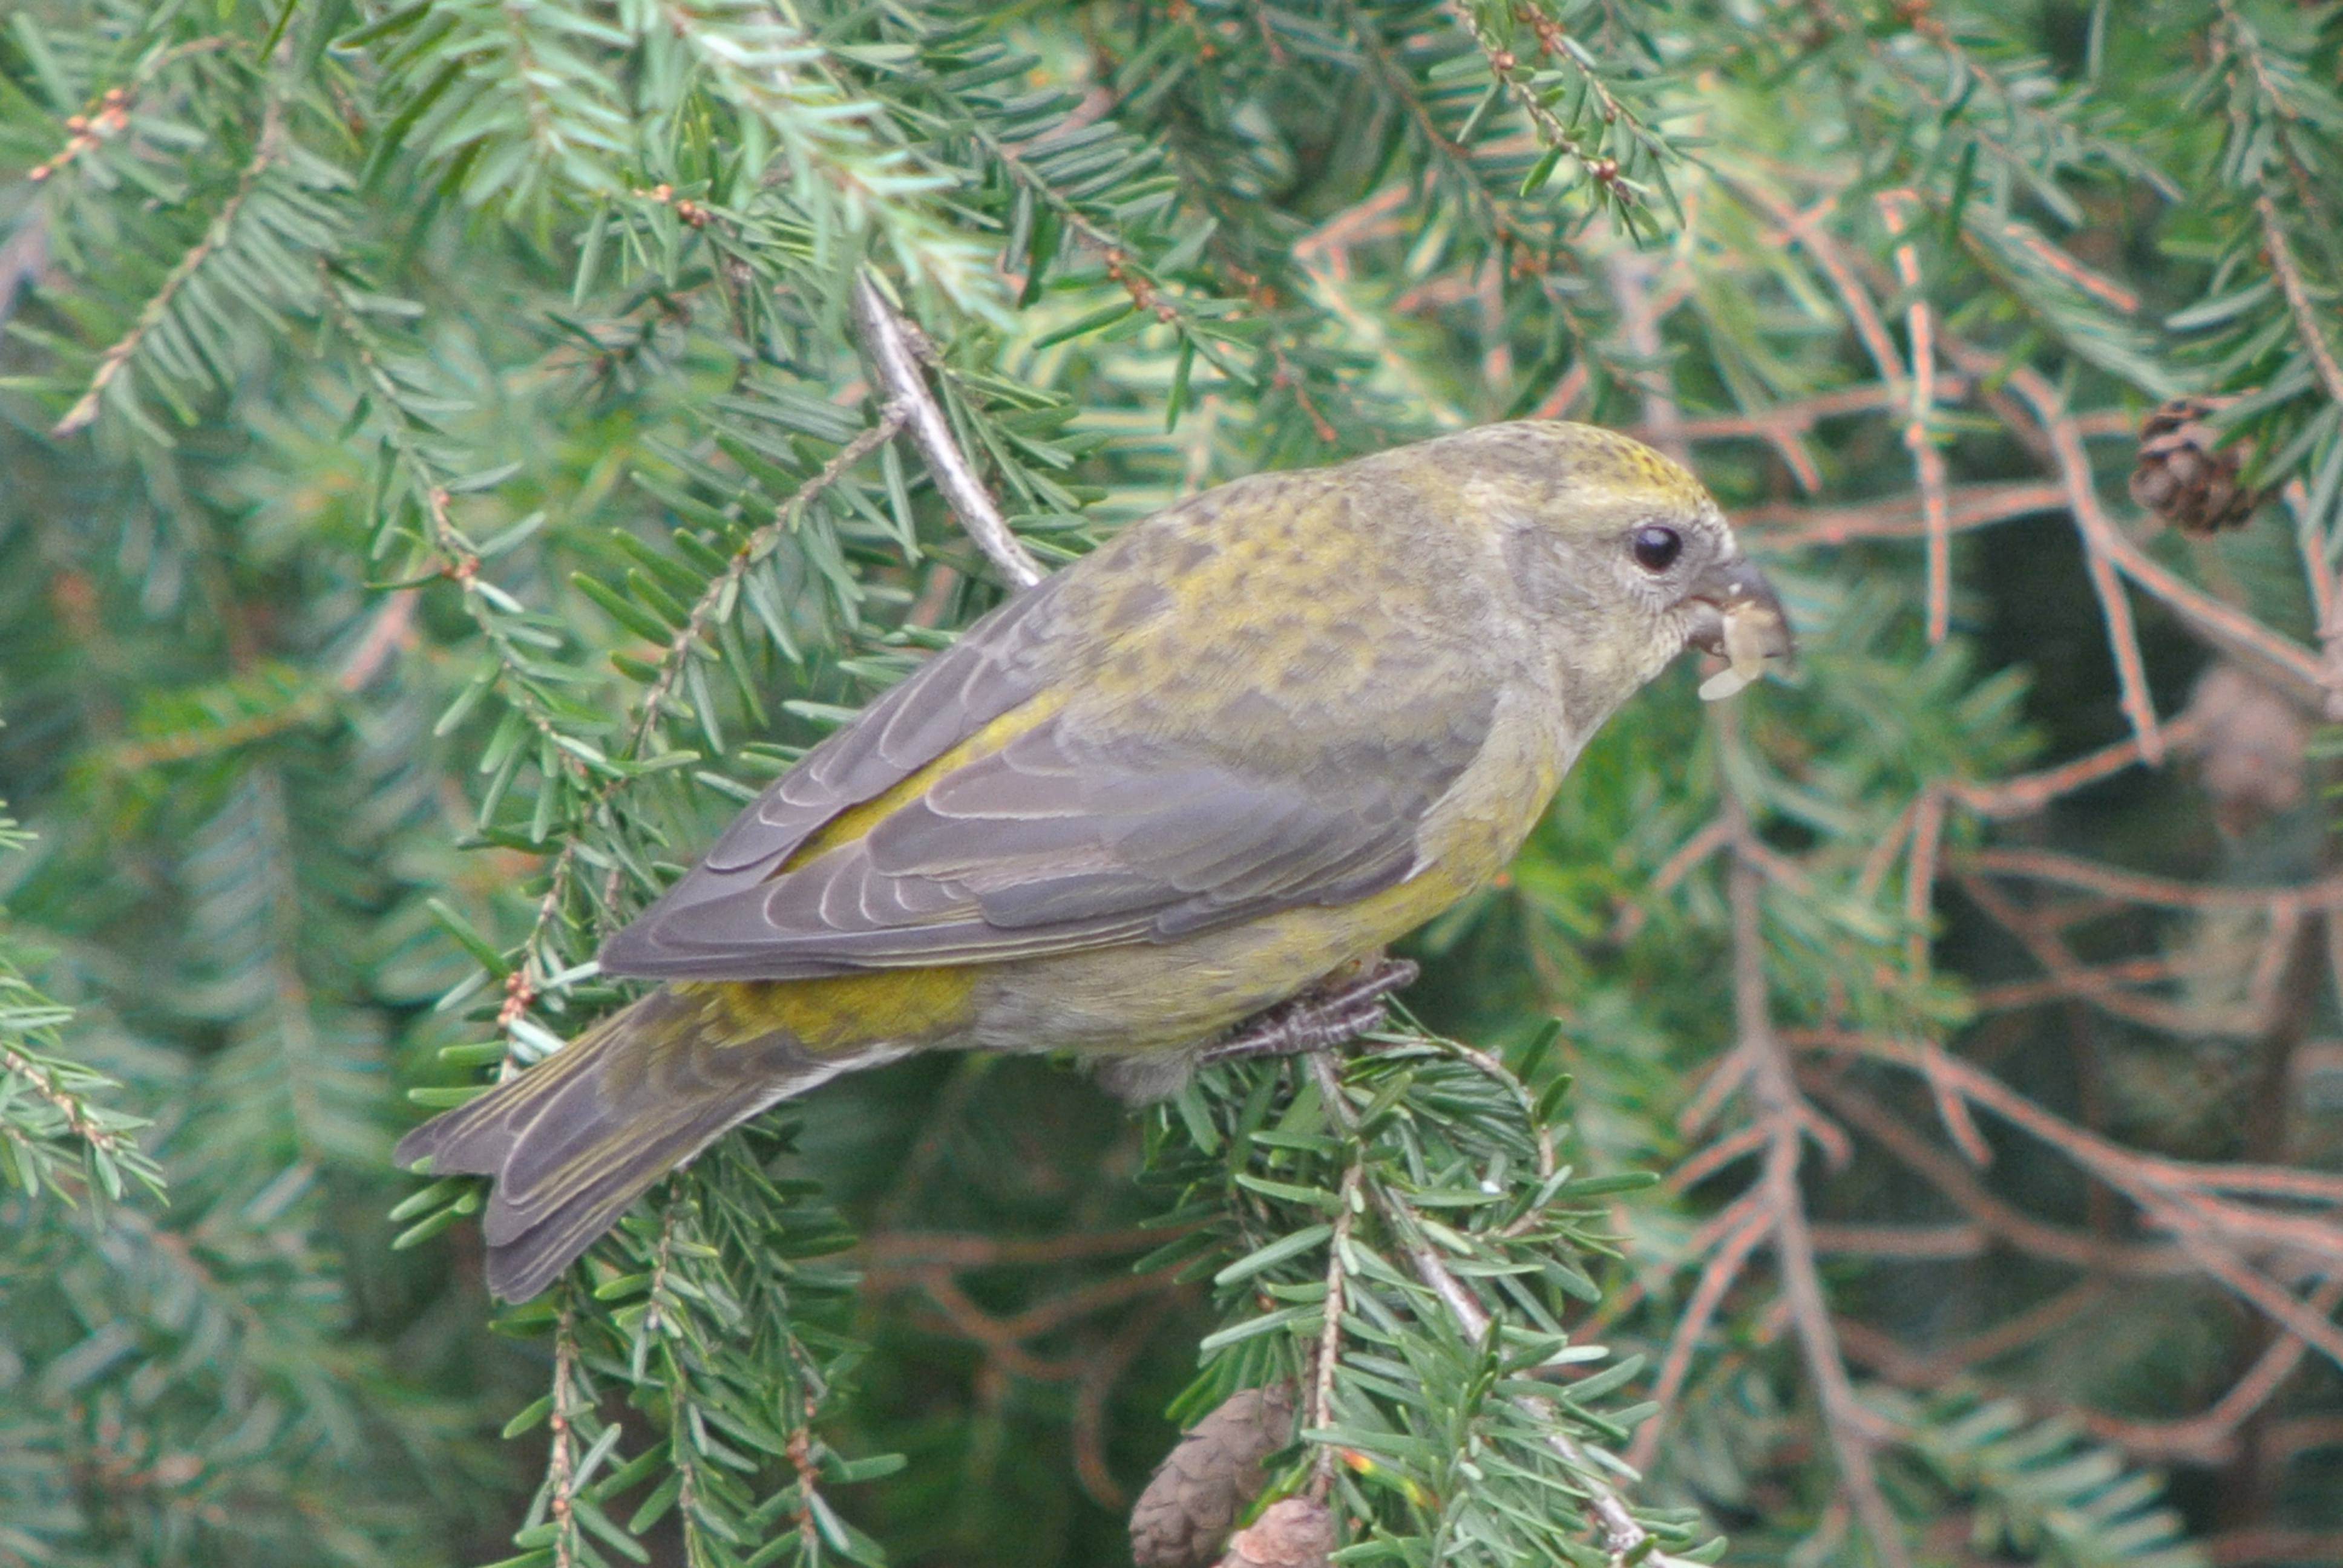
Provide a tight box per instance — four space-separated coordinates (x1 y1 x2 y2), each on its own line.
1199 959 1421 1067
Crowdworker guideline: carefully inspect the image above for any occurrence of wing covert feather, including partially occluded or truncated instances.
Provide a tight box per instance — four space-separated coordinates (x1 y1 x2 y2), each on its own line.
700 573 1072 877
603 694 1494 980
597 575 1072 976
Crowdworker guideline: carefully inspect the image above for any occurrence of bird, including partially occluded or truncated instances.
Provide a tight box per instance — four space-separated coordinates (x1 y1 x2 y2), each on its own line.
395 419 1792 1301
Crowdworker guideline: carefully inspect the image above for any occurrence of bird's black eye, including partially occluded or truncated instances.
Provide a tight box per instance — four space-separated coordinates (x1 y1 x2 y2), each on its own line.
1631 524 1683 573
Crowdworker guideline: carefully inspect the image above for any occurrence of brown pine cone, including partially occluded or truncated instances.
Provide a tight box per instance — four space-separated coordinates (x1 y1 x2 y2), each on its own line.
2129 396 2264 533
1130 1383 1299 1568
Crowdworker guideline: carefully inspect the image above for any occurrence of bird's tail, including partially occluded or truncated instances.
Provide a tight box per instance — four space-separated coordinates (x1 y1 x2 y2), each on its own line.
394 987 893 1302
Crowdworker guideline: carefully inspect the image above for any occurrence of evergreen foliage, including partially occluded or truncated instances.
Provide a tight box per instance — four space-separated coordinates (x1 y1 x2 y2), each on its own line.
6 2 2343 1565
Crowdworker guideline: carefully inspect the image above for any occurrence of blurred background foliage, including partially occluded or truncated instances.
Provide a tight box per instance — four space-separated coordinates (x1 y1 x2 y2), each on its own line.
5 0 2343 1564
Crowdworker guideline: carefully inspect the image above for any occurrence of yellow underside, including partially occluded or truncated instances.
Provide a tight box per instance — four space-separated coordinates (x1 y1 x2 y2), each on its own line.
676 844 1480 1062
683 967 982 1054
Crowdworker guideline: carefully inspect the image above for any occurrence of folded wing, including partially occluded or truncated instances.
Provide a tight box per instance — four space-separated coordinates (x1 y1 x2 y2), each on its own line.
600 578 1496 982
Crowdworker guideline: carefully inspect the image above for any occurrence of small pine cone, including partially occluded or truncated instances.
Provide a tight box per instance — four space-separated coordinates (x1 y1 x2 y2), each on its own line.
1218 1497 1333 1568
2129 396 2263 534
1130 1384 1299 1568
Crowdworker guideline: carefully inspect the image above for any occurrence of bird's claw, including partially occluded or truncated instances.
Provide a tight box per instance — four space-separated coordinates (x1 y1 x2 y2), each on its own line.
1199 959 1421 1066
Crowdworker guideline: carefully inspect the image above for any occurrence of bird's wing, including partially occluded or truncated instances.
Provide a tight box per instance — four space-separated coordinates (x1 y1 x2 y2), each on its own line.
700 572 1077 880
597 593 1495 982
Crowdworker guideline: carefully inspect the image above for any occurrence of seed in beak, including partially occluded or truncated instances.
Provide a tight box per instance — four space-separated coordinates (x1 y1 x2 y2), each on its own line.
1698 598 1792 702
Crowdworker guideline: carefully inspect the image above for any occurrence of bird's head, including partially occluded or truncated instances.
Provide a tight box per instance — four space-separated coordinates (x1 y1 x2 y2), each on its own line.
1438 420 1794 710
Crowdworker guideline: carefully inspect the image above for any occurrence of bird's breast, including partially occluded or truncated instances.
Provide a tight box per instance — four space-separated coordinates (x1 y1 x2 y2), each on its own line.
1409 682 1572 883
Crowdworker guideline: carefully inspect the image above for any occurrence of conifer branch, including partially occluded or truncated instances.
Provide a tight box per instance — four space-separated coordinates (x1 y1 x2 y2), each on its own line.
2256 192 2343 411
53 92 289 437
619 406 912 762
1299 1047 1697 1567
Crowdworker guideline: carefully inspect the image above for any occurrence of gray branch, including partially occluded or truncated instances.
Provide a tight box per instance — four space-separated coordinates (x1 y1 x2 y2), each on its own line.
850 274 1045 591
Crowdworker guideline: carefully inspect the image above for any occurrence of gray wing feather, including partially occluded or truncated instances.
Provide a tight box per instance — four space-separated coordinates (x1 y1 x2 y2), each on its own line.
694 573 1072 877
599 576 1072 975
599 552 1500 982
602 697 1489 980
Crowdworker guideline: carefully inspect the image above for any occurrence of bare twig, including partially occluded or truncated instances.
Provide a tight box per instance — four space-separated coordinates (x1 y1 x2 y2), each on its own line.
2074 1277 2343 1463
1904 788 1945 976
1625 1192 1768 1471
1663 1118 1766 1193
1532 360 1591 420
1800 1068 2189 1276
1613 815 1729 942
1795 1034 2343 1347
849 275 1044 590
1877 191 1952 643
1673 1040 1755 1140
1856 794 1923 907
1660 376 1973 448
1607 250 1899 1559
1993 365 2164 760
1961 846 2343 913
1807 1035 2343 1217
899 1264 1182 1383
1916 1036 1992 1167
1738 481 2069 552
336 590 419 692
2162 1224 2343 1369
856 1226 1172 1273
1808 1221 1988 1259
1073 1296 1175 1509
1310 1161 1362 1499
1735 183 1902 387
1841 1283 2106 1388
1950 709 2212 819
2209 1528 2343 1566
1733 181 2327 723
1732 835 1912 1568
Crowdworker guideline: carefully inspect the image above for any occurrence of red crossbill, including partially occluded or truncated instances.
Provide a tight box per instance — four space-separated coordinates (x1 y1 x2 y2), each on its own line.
398 420 1791 1300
